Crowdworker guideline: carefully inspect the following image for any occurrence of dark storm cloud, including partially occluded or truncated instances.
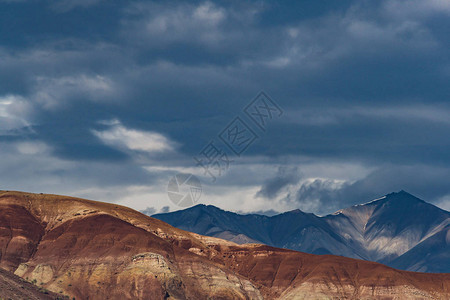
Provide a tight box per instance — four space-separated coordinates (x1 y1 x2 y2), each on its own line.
0 0 449 213
254 106 450 166
256 166 301 199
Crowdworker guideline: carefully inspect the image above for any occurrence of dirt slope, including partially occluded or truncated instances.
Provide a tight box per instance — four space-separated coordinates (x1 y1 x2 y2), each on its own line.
0 267 62 299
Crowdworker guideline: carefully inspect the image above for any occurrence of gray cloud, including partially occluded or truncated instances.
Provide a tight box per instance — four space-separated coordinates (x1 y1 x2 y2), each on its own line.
140 207 156 216
160 206 170 214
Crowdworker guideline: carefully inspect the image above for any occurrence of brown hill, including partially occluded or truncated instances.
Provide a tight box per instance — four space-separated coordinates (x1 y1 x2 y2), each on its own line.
0 190 449 299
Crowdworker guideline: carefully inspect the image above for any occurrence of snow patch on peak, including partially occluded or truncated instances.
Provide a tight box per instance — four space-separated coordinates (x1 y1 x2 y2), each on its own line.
331 196 387 216
357 196 387 207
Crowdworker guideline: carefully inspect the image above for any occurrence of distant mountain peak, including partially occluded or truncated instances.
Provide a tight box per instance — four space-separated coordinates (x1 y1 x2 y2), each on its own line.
385 190 424 200
183 203 220 211
386 190 418 198
348 190 425 210
382 190 428 206
283 208 304 214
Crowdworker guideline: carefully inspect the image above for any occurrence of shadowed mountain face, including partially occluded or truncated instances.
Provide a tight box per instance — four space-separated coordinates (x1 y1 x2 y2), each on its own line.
1 191 450 299
153 204 363 259
153 191 450 273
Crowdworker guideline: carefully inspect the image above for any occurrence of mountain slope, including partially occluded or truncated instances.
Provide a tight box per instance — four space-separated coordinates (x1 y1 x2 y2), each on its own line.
153 191 450 272
326 191 450 271
1 190 450 299
0 268 61 300
389 224 450 273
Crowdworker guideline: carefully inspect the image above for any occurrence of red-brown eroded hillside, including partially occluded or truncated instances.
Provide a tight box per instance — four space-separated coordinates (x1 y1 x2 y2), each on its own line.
0 190 449 299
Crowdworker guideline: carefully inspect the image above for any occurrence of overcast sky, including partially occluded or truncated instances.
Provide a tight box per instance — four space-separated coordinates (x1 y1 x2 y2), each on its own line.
1 0 449 215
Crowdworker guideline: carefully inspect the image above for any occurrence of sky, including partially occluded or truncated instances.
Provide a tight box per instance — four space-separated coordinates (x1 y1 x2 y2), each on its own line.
0 0 449 216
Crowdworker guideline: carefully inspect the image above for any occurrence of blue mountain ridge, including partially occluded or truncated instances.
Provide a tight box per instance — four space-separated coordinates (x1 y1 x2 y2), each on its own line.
152 191 450 273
